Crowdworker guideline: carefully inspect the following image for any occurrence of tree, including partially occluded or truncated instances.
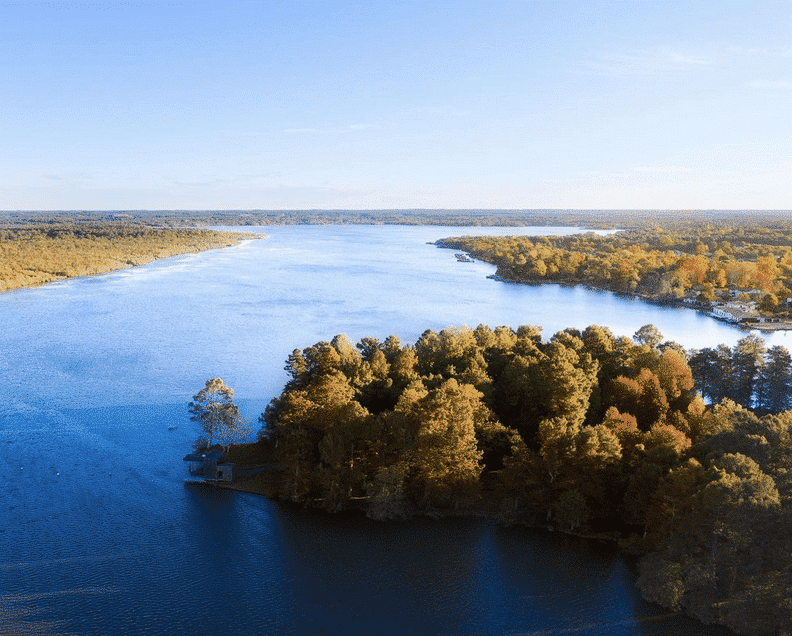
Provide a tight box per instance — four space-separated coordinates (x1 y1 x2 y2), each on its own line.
757 345 792 413
689 345 734 404
759 293 779 313
215 415 254 449
608 370 669 432
189 378 244 449
541 340 599 428
633 324 663 348
733 335 767 408
406 379 484 509
601 406 641 449
552 489 590 531
655 349 695 408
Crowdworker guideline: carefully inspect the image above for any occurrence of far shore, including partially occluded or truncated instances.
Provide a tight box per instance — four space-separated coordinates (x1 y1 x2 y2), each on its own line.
0 223 256 293
485 272 792 332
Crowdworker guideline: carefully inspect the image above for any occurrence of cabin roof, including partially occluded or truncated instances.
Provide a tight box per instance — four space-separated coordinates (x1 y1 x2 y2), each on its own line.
182 449 224 462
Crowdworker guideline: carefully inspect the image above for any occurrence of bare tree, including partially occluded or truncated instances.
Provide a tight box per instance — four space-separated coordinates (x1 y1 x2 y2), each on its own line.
189 378 248 449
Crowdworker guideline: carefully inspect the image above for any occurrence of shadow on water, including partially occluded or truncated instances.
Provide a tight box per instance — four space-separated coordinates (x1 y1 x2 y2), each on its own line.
491 525 735 636
216 498 737 636
183 482 244 566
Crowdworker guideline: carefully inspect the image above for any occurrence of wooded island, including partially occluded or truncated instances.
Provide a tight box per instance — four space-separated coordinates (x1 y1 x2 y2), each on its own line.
223 323 791 636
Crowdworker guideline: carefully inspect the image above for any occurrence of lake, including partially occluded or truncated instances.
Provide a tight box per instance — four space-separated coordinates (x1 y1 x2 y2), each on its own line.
0 224 757 635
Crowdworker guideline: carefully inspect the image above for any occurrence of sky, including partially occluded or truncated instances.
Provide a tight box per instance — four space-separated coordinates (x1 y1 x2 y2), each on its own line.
1 0 790 211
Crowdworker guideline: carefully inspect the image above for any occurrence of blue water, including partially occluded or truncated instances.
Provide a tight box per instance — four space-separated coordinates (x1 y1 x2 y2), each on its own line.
0 225 748 635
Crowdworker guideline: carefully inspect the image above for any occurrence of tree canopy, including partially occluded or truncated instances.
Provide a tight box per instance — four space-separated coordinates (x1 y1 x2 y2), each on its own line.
241 323 792 636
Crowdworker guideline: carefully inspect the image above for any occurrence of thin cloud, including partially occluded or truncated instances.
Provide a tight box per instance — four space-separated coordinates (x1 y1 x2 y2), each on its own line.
747 80 792 90
584 47 714 77
281 127 335 134
733 46 792 58
632 165 691 174
169 178 227 188
282 124 378 134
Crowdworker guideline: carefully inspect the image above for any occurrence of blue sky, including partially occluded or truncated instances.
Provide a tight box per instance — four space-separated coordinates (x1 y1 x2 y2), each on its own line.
1 0 790 210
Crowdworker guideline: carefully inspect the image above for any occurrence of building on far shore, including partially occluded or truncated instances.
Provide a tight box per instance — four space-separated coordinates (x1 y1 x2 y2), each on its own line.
709 300 786 325
710 301 757 324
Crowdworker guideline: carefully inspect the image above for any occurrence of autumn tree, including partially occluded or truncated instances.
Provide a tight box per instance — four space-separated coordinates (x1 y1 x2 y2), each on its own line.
246 307 792 634
405 379 484 510
637 452 783 633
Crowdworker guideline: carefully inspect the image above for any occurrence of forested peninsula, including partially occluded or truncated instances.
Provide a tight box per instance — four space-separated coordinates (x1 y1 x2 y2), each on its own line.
227 324 792 636
0 213 251 292
437 219 792 329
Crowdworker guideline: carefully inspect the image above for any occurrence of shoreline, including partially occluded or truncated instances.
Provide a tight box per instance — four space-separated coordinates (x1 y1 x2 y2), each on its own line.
486 273 792 333
0 227 256 293
213 469 624 546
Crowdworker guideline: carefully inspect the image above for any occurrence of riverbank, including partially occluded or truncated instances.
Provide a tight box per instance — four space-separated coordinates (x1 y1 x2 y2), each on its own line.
215 465 626 549
217 442 630 546
486 273 792 332
0 222 255 292
434 218 792 335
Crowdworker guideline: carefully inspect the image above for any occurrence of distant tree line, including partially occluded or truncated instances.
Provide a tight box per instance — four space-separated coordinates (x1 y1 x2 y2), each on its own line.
4 208 625 230
11 208 792 231
252 323 792 636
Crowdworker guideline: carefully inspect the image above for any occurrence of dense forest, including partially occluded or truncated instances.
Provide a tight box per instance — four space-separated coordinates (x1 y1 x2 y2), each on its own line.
246 324 792 636
0 216 249 292
437 221 792 319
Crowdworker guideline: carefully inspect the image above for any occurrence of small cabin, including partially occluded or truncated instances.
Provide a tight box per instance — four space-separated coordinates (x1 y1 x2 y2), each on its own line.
183 449 234 483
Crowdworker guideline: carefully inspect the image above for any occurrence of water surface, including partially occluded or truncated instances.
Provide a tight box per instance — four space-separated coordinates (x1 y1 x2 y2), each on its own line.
0 225 748 635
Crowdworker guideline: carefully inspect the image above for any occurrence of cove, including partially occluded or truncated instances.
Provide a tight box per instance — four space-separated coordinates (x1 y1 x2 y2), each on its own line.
0 224 749 635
